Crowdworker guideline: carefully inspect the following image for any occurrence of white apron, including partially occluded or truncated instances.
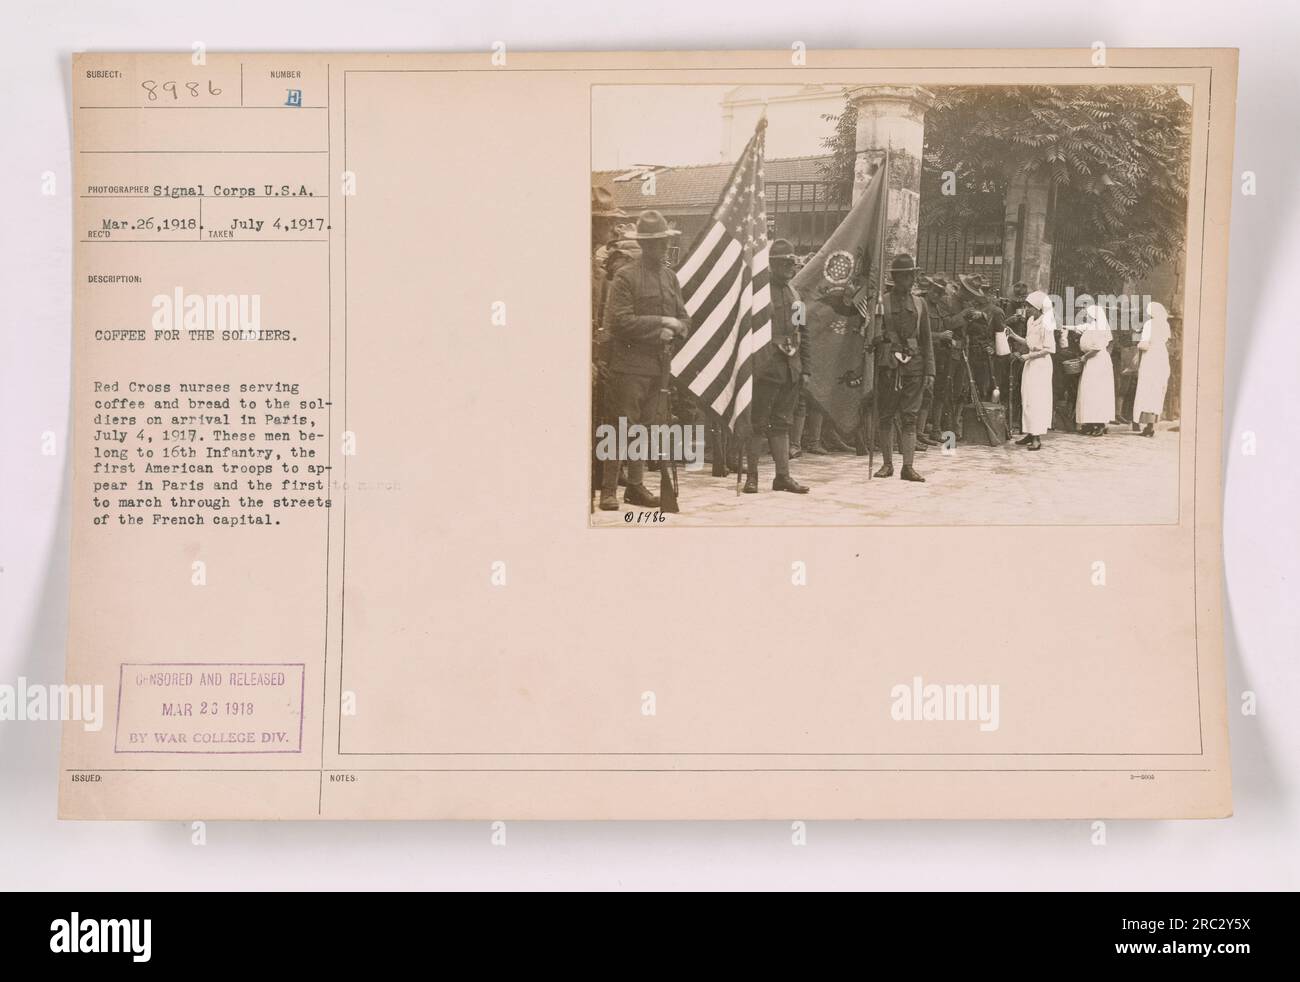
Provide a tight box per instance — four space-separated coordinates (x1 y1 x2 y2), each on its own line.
1020 315 1055 436
1074 326 1114 425
1133 317 1171 417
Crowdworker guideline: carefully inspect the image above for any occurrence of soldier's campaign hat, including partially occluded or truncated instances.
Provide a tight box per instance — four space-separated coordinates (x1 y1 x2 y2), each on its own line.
958 273 987 297
1011 280 1030 299
889 253 920 273
770 239 797 260
628 210 681 239
591 184 626 218
922 272 952 291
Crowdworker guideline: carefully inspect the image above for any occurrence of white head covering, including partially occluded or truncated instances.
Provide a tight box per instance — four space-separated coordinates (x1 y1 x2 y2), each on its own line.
1084 304 1113 333
1025 290 1057 333
1142 300 1170 344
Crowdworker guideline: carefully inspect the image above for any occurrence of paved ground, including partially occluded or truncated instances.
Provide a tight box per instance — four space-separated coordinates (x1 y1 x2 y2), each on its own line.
591 422 1180 526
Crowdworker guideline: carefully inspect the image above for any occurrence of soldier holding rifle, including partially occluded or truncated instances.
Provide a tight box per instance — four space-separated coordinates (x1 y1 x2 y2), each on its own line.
918 273 964 443
598 210 690 511
957 273 1001 400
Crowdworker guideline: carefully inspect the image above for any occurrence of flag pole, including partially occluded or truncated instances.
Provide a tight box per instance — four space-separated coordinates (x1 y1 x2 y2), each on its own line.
738 111 767 498
868 144 891 481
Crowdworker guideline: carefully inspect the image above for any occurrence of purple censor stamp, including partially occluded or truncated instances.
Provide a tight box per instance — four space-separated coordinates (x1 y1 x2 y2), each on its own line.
114 662 305 754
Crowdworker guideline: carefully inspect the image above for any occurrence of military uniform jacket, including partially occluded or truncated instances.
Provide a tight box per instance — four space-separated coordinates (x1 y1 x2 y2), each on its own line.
927 296 965 349
602 258 690 377
964 297 1005 349
754 279 809 385
876 291 935 377
591 246 610 328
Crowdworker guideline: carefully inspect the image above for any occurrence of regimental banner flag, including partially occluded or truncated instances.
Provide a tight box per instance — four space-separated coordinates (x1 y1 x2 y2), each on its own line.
792 159 890 436
670 118 772 432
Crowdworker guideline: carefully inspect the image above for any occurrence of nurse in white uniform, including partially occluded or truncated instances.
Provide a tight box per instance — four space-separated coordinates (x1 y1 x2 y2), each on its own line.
1074 304 1115 436
1015 290 1056 451
1133 301 1172 437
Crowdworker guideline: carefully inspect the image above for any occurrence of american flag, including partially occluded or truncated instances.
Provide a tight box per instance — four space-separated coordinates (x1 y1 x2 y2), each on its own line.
670 118 771 431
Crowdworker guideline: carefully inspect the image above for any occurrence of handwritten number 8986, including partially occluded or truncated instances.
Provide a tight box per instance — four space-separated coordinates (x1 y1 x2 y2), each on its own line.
140 80 223 101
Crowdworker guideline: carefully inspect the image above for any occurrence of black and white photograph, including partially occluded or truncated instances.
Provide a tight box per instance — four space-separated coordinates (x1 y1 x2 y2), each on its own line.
591 83 1191 525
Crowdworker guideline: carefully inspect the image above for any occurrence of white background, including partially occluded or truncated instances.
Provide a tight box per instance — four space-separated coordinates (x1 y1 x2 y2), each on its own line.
2 0 1295 890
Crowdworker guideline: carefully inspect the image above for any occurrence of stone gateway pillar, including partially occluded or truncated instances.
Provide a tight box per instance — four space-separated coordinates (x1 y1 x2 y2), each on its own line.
1003 170 1055 292
847 84 935 264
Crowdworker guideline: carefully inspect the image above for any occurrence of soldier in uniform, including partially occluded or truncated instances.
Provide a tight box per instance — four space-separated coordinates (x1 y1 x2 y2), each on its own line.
873 254 935 482
591 184 628 323
1001 280 1031 432
1052 317 1083 433
598 210 690 511
590 185 630 495
957 273 1002 400
746 239 810 494
917 273 962 444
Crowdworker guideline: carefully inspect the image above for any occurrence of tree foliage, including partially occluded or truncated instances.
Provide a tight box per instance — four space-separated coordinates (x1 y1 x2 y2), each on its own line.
821 86 1192 288
816 98 859 206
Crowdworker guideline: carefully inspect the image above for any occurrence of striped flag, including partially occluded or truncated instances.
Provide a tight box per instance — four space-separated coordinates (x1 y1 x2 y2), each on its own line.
670 118 771 431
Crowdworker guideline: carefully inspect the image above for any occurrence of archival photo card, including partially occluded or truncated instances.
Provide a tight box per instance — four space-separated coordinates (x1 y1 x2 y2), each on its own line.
61 49 1234 819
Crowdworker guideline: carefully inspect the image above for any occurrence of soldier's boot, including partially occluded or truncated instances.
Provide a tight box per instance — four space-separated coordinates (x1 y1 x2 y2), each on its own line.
748 431 764 491
743 434 763 493
915 400 938 448
928 388 948 442
727 431 742 475
770 432 809 493
900 426 925 482
790 402 806 458
709 423 729 477
600 458 622 507
823 423 850 452
874 418 894 478
623 483 661 508
804 412 828 454
622 459 659 508
915 394 933 446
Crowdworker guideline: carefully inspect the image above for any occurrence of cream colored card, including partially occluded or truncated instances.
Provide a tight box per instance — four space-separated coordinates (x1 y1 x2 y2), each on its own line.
61 48 1235 819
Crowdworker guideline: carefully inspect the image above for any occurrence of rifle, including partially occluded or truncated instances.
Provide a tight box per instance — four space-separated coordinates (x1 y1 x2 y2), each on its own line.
866 144 893 480
1005 305 1030 434
657 345 679 513
868 361 877 478
866 305 895 478
1009 347 1020 434
960 344 1000 447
